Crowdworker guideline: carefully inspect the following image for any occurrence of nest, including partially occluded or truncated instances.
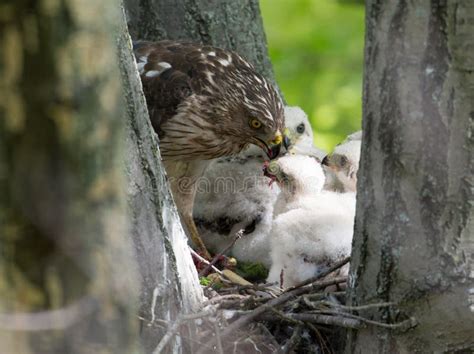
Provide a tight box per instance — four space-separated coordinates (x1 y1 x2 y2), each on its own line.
146 250 415 354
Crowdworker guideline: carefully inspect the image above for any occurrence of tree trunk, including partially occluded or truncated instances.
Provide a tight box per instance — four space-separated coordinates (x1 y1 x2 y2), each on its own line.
0 1 139 352
117 9 203 352
123 0 276 84
347 1 474 353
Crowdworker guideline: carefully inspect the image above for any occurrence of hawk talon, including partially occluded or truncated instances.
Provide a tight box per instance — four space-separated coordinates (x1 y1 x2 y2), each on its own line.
184 214 212 260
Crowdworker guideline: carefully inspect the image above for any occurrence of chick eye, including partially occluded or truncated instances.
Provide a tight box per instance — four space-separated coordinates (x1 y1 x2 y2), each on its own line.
340 155 348 166
249 118 262 129
296 123 305 134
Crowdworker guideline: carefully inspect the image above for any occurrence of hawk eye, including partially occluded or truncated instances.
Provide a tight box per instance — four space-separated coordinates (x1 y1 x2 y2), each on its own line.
249 118 262 129
296 123 305 134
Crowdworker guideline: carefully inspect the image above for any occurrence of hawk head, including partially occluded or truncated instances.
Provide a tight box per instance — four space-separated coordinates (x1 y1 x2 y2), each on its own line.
134 41 288 161
202 62 286 160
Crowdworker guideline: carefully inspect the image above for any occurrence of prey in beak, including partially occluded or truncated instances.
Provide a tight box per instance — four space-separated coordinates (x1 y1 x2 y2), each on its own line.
253 130 291 160
262 160 280 186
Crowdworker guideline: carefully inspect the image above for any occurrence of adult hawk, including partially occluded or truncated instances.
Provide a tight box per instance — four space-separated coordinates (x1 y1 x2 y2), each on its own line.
134 40 287 258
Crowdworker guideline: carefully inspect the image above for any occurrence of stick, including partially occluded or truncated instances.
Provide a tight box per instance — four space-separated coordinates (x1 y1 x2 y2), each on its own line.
308 309 417 331
285 256 350 292
281 324 303 353
305 291 346 302
267 306 303 326
218 276 347 340
199 230 243 277
204 294 250 306
258 312 363 329
189 247 222 275
305 323 334 354
217 282 277 293
284 313 362 329
319 301 395 312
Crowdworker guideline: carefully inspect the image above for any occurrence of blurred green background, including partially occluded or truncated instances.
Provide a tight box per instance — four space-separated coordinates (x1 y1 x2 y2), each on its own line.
260 0 365 152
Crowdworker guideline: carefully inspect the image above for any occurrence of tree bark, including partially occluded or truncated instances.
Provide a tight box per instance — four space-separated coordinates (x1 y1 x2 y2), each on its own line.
0 1 139 352
123 0 276 84
347 1 474 353
117 9 203 352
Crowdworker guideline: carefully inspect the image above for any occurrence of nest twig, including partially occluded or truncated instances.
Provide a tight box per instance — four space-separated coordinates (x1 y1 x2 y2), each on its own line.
199 230 243 277
153 256 417 353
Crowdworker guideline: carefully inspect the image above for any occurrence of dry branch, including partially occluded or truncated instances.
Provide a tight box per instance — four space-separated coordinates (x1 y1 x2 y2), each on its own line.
199 230 243 277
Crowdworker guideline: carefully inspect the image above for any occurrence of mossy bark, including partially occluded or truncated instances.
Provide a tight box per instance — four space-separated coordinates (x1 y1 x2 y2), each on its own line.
347 1 474 352
0 1 139 353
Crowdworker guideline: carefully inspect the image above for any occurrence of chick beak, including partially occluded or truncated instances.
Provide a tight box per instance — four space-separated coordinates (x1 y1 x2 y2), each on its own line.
283 133 292 151
321 155 329 166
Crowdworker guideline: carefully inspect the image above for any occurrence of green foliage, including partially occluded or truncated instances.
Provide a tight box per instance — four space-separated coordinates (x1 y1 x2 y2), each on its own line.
260 0 365 152
235 261 269 282
199 276 211 286
199 276 224 290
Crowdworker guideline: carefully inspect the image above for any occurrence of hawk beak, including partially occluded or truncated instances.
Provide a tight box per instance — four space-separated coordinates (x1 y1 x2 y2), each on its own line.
267 144 281 160
267 131 283 160
253 131 284 159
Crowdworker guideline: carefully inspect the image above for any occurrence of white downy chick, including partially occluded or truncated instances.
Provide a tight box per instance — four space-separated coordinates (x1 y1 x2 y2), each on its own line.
284 106 326 160
265 155 356 289
323 131 362 193
193 107 325 267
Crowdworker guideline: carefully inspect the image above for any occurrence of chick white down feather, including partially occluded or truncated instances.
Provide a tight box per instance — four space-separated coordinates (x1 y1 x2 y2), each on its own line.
266 155 356 289
323 131 362 193
193 106 325 267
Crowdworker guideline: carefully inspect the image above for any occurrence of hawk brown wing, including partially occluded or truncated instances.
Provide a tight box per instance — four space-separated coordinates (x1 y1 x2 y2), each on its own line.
133 40 259 139
133 41 198 139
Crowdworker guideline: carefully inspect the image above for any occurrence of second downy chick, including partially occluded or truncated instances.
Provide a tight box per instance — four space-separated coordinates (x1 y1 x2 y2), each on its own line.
264 155 356 289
